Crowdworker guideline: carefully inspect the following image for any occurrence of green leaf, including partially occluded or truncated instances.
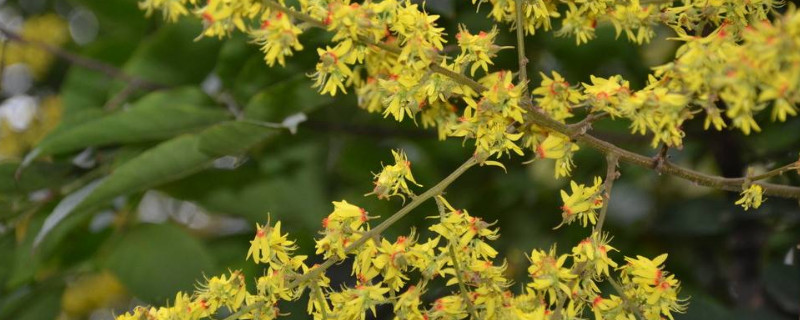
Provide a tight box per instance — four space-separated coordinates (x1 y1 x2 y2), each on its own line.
33 88 227 158
72 135 213 213
0 161 71 194
161 140 328 227
197 121 280 157
105 223 215 304
122 18 222 86
61 68 113 119
243 76 332 122
763 262 800 314
32 122 280 246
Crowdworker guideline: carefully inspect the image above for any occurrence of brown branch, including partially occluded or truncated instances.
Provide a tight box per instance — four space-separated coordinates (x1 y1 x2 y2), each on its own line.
514 0 530 97
0 25 164 90
594 153 619 234
263 0 800 200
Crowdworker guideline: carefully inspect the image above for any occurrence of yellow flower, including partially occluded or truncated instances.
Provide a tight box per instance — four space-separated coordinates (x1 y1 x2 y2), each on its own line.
527 247 575 305
572 233 618 278
394 285 426 320
427 295 468 320
315 201 373 260
619 254 687 319
391 2 446 70
534 133 580 178
557 177 604 228
367 150 421 201
379 71 426 122
583 75 631 112
250 10 304 67
311 40 356 96
195 271 247 314
372 235 415 291
556 3 597 45
735 184 765 211
246 220 301 267
454 26 504 76
533 71 584 122
139 0 194 22
328 284 390 319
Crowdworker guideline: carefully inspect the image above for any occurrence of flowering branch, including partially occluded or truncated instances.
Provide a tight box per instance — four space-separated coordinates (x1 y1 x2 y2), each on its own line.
263 0 800 200
287 156 479 290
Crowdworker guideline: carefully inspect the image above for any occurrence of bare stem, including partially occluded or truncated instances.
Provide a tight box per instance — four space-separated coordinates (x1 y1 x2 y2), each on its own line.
749 161 800 182
287 156 479 289
313 283 330 320
594 153 619 234
514 0 529 96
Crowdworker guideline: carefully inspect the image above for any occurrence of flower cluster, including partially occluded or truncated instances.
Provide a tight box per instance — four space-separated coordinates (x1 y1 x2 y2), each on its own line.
618 254 688 319
654 9 800 136
476 0 780 45
557 177 604 228
367 149 421 200
115 146 688 320
315 200 373 260
735 183 765 211
138 0 526 164
251 10 304 67
532 132 580 178
116 0 800 317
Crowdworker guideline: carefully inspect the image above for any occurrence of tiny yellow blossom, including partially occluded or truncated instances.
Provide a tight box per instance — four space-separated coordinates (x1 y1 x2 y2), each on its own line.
572 233 618 278
527 247 576 305
250 10 304 67
534 133 580 178
246 220 300 267
558 177 604 228
311 40 356 96
367 150 421 200
735 184 765 211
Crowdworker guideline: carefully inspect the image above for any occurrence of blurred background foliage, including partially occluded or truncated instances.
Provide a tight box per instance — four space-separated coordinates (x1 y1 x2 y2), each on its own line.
0 0 798 319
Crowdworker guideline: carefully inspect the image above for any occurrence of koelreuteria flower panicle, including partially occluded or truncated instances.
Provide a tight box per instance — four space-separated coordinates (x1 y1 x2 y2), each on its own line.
114 0 800 318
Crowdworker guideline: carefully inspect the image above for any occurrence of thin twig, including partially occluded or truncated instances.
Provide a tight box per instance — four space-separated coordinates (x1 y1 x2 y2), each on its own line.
0 25 164 90
104 81 140 110
313 283 330 320
435 196 479 319
287 156 479 290
263 0 800 200
514 0 530 98
748 161 800 182
567 112 609 139
594 153 619 234
524 112 800 199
